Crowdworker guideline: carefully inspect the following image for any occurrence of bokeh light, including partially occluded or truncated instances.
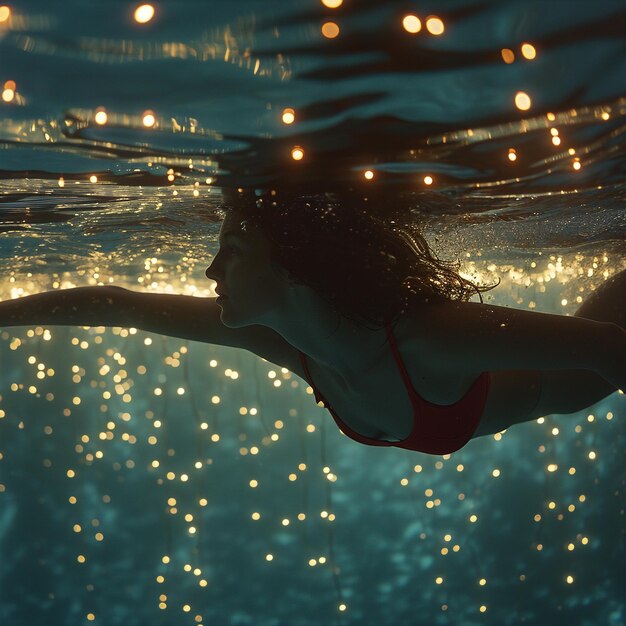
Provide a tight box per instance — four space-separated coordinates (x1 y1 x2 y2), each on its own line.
142 111 156 127
94 108 108 125
515 91 532 111
402 15 421 34
321 21 340 38
134 4 155 24
425 16 444 35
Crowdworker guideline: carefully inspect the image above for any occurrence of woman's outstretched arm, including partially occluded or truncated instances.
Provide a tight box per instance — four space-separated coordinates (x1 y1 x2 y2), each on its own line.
0 286 131 328
419 300 623 385
0 286 297 369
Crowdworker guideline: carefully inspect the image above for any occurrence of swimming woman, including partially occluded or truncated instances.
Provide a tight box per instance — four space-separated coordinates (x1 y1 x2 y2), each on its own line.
1 192 624 454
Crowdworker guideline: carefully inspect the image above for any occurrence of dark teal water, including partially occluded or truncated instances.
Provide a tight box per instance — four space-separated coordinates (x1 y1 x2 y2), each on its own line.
0 1 625 625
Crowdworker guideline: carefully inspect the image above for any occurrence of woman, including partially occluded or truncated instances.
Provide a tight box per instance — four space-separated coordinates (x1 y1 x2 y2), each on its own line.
2 191 624 455
204 191 625 454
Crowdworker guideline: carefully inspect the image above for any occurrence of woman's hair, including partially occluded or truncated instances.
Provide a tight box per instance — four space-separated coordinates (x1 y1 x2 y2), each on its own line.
216 190 500 331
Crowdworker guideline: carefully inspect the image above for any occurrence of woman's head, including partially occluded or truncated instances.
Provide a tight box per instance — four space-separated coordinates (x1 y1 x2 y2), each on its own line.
208 190 499 330
204 209 296 328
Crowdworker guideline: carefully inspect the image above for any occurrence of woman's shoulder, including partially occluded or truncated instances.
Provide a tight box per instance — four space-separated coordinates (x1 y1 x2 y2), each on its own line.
392 299 465 368
393 299 454 339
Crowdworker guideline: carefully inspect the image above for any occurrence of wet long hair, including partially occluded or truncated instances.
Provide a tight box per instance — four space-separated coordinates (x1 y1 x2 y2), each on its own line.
216 190 500 331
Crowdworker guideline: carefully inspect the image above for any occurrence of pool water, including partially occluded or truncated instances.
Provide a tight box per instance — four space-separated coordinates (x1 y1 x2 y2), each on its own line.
0 1 625 625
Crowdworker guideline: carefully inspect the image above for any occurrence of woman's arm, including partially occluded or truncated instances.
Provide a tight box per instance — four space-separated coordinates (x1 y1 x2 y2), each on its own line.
418 300 621 375
0 286 130 328
0 286 298 369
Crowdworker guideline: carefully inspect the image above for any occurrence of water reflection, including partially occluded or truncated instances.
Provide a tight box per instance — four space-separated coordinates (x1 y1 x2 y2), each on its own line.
0 1 625 625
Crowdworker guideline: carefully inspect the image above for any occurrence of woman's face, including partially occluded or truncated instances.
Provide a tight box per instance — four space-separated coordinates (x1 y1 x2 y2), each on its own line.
205 214 290 328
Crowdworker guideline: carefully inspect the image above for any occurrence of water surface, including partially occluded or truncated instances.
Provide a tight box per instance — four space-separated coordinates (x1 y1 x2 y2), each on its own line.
0 1 625 625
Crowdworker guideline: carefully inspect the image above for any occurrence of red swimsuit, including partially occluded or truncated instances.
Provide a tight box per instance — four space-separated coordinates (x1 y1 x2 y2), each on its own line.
299 322 491 455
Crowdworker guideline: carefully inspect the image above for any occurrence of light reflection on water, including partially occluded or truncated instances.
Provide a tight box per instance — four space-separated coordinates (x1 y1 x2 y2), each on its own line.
0 2 625 625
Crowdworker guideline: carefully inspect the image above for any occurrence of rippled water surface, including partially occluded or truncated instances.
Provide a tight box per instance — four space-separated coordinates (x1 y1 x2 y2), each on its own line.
0 1 625 625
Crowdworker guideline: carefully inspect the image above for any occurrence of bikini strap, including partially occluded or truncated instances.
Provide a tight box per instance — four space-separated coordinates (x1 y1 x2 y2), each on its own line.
384 322 415 393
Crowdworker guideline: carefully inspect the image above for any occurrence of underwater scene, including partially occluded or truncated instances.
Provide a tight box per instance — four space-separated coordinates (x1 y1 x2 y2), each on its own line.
0 1 625 625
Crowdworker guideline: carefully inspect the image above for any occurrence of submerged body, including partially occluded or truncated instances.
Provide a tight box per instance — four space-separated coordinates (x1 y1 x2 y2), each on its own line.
1 208 621 455
275 300 620 454
298 318 494 453
275 307 541 451
0 278 621 455
205 213 624 455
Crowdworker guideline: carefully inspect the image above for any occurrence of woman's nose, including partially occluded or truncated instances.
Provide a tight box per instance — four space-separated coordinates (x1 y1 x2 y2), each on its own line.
206 252 223 281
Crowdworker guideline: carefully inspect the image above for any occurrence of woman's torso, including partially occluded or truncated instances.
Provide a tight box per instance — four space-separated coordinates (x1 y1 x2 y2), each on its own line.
285 310 542 442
